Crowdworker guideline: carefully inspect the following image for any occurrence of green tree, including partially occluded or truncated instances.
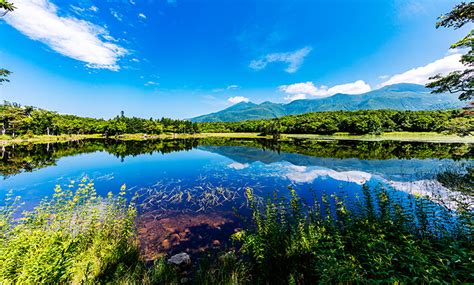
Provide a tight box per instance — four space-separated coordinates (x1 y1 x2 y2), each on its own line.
427 2 473 101
0 69 11 84
0 0 15 13
0 1 15 84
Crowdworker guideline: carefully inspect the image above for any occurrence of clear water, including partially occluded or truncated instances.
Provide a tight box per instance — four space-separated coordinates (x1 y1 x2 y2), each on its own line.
1 138 472 256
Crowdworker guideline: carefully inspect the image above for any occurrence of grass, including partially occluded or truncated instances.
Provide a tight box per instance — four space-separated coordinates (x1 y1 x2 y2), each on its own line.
0 133 273 146
232 187 473 283
1 181 473 284
1 131 472 146
287 131 474 143
0 134 103 146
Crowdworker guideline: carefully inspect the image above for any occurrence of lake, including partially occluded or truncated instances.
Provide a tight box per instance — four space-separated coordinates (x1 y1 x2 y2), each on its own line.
1 138 472 259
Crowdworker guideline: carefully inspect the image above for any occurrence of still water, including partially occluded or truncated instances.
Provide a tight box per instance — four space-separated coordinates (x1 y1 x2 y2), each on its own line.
1 138 472 257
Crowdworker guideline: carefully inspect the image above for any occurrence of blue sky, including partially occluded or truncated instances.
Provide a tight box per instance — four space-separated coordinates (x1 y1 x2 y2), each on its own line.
0 0 470 119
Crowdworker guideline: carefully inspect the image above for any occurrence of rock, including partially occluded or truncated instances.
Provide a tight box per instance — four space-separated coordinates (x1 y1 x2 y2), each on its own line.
167 252 191 266
161 239 171 250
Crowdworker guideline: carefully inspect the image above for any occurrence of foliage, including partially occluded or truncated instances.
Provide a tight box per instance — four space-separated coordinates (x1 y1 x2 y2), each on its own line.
0 0 15 13
427 2 474 101
0 179 141 284
0 69 11 84
192 251 251 285
0 1 15 84
232 187 473 284
199 109 473 135
2 102 471 137
0 102 199 137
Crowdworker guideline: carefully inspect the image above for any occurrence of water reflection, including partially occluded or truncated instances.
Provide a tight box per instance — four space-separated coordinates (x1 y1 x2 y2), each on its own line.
1 138 472 255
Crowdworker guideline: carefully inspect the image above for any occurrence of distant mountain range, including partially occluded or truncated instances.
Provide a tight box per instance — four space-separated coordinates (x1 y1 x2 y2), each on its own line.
191 83 462 122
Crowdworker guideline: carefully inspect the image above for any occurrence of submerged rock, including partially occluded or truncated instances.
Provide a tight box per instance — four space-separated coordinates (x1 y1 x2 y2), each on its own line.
168 252 191 265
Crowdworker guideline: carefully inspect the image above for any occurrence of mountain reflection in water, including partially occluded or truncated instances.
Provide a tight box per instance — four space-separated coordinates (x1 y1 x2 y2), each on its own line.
1 138 472 256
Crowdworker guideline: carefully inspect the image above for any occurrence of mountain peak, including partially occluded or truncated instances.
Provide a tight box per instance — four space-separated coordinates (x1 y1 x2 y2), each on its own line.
227 101 256 110
379 83 429 93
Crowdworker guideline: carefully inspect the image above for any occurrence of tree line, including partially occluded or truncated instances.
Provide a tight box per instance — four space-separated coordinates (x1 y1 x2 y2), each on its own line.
199 109 473 136
2 102 472 137
0 102 199 137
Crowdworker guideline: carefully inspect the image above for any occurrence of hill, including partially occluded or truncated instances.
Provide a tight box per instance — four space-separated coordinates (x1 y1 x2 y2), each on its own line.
191 83 462 122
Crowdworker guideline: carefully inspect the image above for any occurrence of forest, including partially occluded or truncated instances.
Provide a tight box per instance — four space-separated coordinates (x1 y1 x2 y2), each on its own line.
199 109 473 136
2 101 473 138
0 102 199 137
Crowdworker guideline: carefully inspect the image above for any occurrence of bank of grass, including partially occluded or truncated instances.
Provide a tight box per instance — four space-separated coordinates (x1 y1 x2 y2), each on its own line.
1 180 472 284
0 132 272 146
286 131 474 143
0 134 103 146
1 131 472 146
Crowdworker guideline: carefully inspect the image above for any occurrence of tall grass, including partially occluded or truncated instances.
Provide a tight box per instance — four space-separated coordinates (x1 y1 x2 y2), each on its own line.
232 186 473 284
0 179 143 284
1 181 472 284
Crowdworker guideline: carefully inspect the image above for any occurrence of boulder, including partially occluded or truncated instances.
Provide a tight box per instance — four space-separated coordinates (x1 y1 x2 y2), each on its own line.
167 252 191 266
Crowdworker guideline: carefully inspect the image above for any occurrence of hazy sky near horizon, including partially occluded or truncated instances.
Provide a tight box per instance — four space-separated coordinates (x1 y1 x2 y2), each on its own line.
0 0 470 119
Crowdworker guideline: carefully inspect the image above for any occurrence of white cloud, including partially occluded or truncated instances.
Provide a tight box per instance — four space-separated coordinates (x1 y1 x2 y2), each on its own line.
4 0 126 71
328 80 372 95
249 46 312 73
388 179 472 210
69 5 85 13
227 84 239 90
103 34 119 42
447 48 467 55
280 81 320 96
284 93 307 101
145 81 159 86
228 162 249 170
110 9 123 21
228 96 250 104
70 5 98 14
286 167 372 185
379 54 466 87
287 165 307 172
280 80 371 101
138 13 146 19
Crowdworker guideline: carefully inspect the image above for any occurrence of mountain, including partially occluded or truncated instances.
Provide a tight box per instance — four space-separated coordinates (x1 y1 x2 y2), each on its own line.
191 83 463 122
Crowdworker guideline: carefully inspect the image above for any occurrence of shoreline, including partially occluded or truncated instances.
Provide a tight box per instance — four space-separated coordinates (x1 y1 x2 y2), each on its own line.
1 131 473 146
